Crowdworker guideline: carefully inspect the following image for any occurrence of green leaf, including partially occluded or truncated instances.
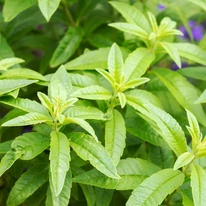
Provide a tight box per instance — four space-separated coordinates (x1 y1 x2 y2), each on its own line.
47 170 72 206
117 92 126 108
0 79 38 96
191 164 206 206
38 0 61 21
50 27 82 67
95 187 113 206
0 58 24 71
189 0 206 11
174 152 195 170
71 86 112 100
147 11 158 32
160 42 181 68
2 112 52 127
37 92 53 112
126 169 185 206
105 109 126 166
0 150 22 177
109 23 148 39
69 132 119 179
0 68 47 81
7 163 49 206
177 67 206 81
73 158 160 190
63 117 98 141
195 89 206 104
145 104 187 156
122 78 150 91
123 48 154 82
0 140 12 154
0 34 15 59
96 68 115 86
174 43 206 65
3 0 37 22
153 68 206 126
0 96 49 116
107 43 123 83
109 1 151 32
65 106 106 120
11 132 50 160
50 131 70 196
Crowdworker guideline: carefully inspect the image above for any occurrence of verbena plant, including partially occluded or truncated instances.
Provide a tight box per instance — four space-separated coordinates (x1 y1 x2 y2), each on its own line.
0 0 206 205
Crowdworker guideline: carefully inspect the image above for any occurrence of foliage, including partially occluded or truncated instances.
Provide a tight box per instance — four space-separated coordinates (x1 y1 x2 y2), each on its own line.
0 0 206 205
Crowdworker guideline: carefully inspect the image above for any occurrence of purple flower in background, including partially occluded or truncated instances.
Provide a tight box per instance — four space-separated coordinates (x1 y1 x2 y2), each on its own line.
179 20 204 41
171 62 188 71
157 4 166 11
22 126 33 133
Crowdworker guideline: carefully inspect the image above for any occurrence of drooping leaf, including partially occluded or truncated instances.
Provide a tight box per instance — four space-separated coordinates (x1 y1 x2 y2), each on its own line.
0 140 12 154
105 109 126 166
153 68 206 126
7 163 49 206
50 27 82 67
71 86 112 100
0 68 47 81
38 0 61 21
0 79 38 96
126 169 185 206
191 164 206 206
160 42 181 68
11 132 50 160
0 58 24 71
174 43 206 65
69 132 119 179
47 170 72 206
49 131 70 196
3 0 37 22
65 106 106 120
0 96 49 116
109 1 151 32
95 187 113 206
107 43 123 83
174 152 195 170
123 48 154 82
145 103 187 156
73 158 160 190
0 150 22 177
2 112 52 127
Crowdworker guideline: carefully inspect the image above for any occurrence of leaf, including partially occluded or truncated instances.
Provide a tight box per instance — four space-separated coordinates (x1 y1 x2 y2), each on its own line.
50 27 82 67
191 164 206 206
11 132 50 160
0 96 49 116
69 132 119 179
160 42 181 68
122 78 150 91
65 106 106 120
195 89 206 104
107 43 123 83
0 79 38 96
63 117 98 141
117 92 126 108
153 68 206 126
0 140 12 154
147 11 158 32
174 43 206 65
71 86 112 100
177 67 206 81
145 103 187 156
109 1 151 32
2 112 52 127
0 58 24 71
174 152 195 170
49 131 70 196
109 23 148 39
189 0 206 11
73 158 160 190
105 109 126 166
7 163 49 206
37 92 53 112
0 150 22 177
3 0 37 22
123 48 154 82
0 68 47 81
38 0 61 21
0 34 15 59
47 170 72 206
126 169 185 206
95 187 113 206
